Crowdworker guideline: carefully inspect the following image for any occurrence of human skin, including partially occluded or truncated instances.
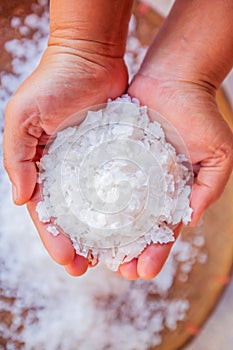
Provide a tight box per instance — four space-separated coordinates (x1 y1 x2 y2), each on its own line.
3 0 233 280
3 0 133 276
120 0 233 279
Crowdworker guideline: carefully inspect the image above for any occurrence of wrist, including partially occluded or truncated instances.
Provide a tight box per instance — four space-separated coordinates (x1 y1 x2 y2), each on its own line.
37 45 129 103
48 36 125 61
139 0 233 90
138 56 218 94
49 0 133 59
43 42 128 84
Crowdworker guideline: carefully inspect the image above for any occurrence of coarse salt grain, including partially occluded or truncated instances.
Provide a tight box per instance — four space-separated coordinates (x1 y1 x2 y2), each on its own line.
46 224 59 236
10 16 21 29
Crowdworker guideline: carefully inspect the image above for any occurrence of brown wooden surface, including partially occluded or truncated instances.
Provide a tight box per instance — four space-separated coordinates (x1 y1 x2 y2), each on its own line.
0 1 232 350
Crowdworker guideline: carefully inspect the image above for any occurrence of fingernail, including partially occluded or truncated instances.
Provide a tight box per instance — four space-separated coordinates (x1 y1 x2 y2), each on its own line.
12 185 18 202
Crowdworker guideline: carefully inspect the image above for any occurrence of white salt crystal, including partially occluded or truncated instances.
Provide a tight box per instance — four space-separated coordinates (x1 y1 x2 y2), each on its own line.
179 273 189 283
1 73 21 94
10 16 21 29
193 235 205 247
198 252 208 264
125 17 147 82
19 26 31 36
128 15 137 34
47 224 59 236
181 262 193 273
5 39 22 55
24 14 41 29
36 201 50 223
165 300 190 330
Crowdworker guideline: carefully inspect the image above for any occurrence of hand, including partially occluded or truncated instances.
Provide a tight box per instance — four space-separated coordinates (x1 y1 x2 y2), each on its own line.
3 45 128 276
118 72 233 280
119 0 233 281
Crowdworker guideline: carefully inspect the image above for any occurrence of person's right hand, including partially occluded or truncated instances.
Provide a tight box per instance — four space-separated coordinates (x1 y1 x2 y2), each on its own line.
3 45 128 276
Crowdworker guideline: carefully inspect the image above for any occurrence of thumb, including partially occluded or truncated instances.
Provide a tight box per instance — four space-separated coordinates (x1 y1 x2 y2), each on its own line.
190 147 233 226
3 98 42 205
6 161 37 205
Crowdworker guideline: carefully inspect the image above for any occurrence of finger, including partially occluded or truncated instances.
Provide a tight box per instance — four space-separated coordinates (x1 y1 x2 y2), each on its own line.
190 148 233 226
137 243 173 280
137 224 182 280
65 254 89 277
27 187 75 266
119 258 139 280
3 98 43 205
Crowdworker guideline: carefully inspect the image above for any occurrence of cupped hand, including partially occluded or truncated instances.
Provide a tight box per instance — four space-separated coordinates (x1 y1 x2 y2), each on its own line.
3 45 128 276
119 72 233 280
